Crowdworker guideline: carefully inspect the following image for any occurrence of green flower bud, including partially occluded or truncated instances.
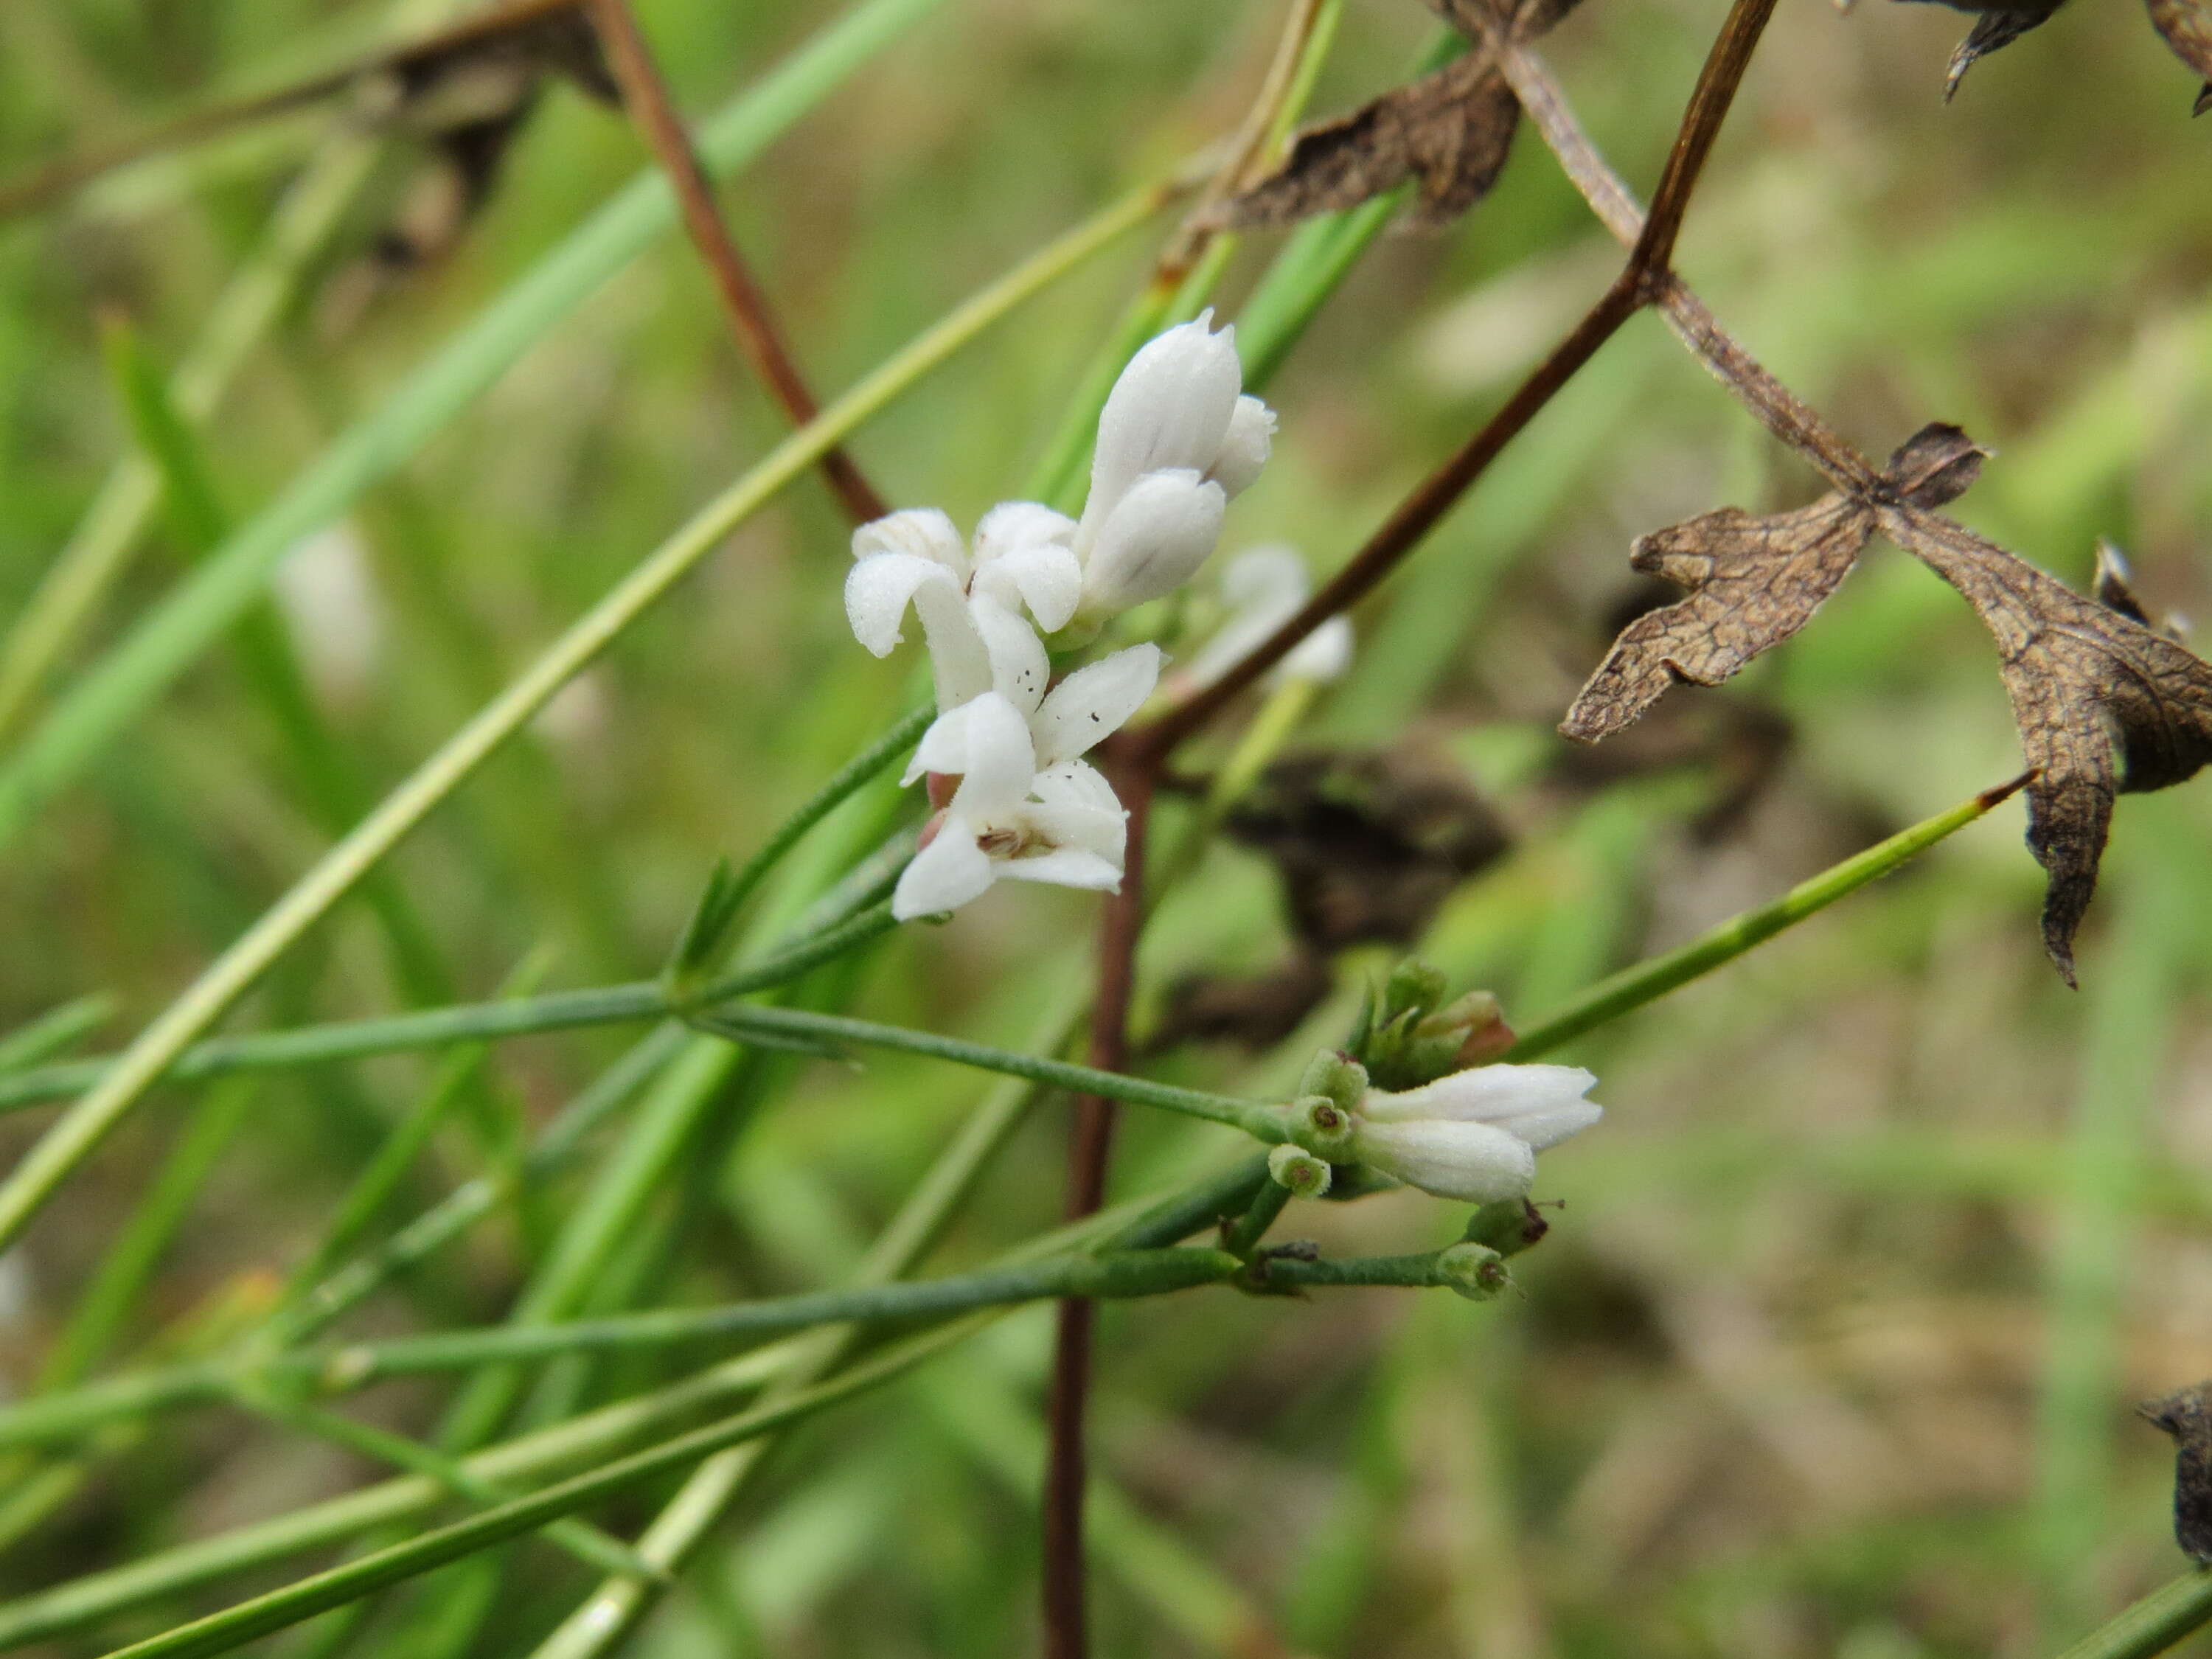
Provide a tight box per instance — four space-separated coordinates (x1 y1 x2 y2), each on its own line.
1435 1241 1511 1301
1297 1049 1368 1114
1381 959 1449 1026
1462 1197 1548 1259
1267 1144 1332 1198
1290 1093 1357 1161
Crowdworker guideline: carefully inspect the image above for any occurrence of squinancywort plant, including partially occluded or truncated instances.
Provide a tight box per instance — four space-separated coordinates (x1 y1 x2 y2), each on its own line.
844 312 1276 920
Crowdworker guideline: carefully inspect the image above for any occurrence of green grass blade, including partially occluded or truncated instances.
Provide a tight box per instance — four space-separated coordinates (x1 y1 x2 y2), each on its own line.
0 0 953 850
1506 774 2031 1060
0 176 1164 1256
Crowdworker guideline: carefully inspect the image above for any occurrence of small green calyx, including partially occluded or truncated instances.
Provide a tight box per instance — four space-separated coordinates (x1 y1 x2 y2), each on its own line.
1296 1048 1368 1113
1290 1093 1357 1161
1267 1143 1332 1198
1436 1241 1510 1301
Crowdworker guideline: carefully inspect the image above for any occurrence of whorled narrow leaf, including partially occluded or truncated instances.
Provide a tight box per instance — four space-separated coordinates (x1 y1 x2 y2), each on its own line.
1559 423 1983 742
1199 0 1581 233
1877 509 2212 984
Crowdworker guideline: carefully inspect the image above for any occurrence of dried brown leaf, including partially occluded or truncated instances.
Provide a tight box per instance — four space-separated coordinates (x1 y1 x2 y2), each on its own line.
2142 1383 2212 1562
1559 424 1983 743
1878 510 2212 982
1942 4 2062 98
1225 751 1511 950
2146 0 2212 108
1203 53 1520 232
1203 0 1585 232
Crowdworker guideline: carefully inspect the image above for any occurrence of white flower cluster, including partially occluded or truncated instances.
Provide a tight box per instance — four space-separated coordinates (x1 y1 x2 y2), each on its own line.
1349 1064 1601 1202
845 314 1275 920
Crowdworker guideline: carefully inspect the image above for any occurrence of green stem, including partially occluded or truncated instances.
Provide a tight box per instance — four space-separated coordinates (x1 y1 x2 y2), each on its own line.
100 1320 991 1659
0 0 956 842
234 1394 663 1585
292 1250 1238 1384
686 1005 1287 1140
1505 776 2029 1060
0 175 1169 1256
0 904 900 1111
2050 1572 2212 1659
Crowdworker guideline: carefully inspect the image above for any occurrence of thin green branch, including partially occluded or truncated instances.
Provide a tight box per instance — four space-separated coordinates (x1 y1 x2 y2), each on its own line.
2051 1572 2212 1659
1506 773 2031 1060
0 903 900 1111
687 1006 1289 1141
0 171 1172 1257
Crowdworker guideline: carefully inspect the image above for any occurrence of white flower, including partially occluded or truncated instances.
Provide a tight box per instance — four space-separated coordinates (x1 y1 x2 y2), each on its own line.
1349 1065 1601 1203
891 653 1161 919
844 507 1082 712
1071 313 1273 625
1180 545 1352 691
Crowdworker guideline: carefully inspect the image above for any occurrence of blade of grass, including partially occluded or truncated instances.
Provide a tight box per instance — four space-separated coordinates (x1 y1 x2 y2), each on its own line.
99 310 455 1006
1505 773 2032 1060
0 0 461 744
0 172 1170 1256
0 0 954 850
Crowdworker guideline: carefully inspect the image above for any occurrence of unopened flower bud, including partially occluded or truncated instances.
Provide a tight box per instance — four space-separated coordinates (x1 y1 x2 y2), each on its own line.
1267 1144 1332 1197
1435 1241 1511 1302
1298 1049 1369 1114
1382 959 1448 1026
1291 1093 1357 1161
1462 1197 1548 1258
1413 990 1515 1069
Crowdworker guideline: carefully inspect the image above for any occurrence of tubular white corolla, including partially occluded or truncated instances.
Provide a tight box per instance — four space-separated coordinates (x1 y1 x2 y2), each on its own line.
1071 312 1274 625
1349 1065 1603 1202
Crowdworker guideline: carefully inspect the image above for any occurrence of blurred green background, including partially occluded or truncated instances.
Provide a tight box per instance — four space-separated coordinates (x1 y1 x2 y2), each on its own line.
2 0 2211 1653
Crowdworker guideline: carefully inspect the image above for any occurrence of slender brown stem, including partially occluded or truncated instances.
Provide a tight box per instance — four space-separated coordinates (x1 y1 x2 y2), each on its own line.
1132 0 1782 760
587 0 888 525
1501 46 1881 490
0 0 587 220
1041 765 1153 1659
1629 0 1779 277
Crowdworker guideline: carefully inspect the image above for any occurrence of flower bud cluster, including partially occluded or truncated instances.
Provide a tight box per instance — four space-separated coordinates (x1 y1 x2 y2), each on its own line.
1279 964 1603 1205
843 316 1273 920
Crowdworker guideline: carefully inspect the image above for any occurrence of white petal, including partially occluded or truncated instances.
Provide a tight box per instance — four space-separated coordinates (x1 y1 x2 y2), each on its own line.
1183 547 1310 689
974 501 1077 564
844 552 957 658
943 692 1038 818
995 847 1124 891
1352 1118 1537 1203
1361 1065 1601 1154
974 541 1084 634
1207 395 1276 499
893 822 998 919
904 698 978 786
1023 762 1127 863
970 595 1051 714
1276 616 1353 685
1031 643 1162 768
1077 470 1225 621
853 508 967 580
1220 544 1309 610
1080 314 1243 540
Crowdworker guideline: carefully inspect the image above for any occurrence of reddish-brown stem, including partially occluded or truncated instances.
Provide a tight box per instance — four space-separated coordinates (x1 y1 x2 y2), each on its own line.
1042 765 1153 1659
1131 0 1781 762
587 0 888 526
1500 46 1882 491
1043 1 1784 1649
